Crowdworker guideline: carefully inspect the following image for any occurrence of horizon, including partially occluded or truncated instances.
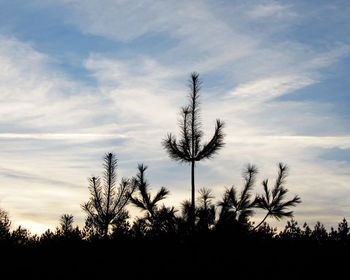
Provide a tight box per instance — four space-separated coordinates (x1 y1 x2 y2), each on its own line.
0 0 349 234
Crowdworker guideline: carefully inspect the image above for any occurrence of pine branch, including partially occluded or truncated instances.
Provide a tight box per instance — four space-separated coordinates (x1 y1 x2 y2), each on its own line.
196 119 225 160
130 197 148 211
152 187 169 206
254 163 301 229
162 134 189 162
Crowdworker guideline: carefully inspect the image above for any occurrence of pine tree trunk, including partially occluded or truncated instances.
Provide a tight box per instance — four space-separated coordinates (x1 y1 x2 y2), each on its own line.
253 213 269 230
191 160 195 229
103 224 108 238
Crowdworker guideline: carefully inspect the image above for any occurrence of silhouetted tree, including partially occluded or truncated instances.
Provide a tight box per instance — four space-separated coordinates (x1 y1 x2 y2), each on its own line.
56 214 82 239
196 188 216 231
130 164 175 234
254 163 301 230
336 218 349 241
82 153 136 237
40 229 55 242
163 72 224 227
0 208 11 240
177 199 193 234
152 205 177 234
111 210 131 237
59 214 74 234
312 221 328 241
177 189 216 234
302 222 312 238
11 226 31 245
254 222 277 238
180 200 192 223
81 216 97 240
279 219 302 239
217 164 258 228
131 217 148 237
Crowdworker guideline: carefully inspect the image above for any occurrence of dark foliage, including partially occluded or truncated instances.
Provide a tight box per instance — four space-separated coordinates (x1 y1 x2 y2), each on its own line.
163 72 225 226
0 208 11 240
0 161 347 278
196 188 216 231
0 216 348 278
4 158 339 278
254 163 301 229
218 164 258 228
0 73 345 277
130 164 176 235
81 152 136 237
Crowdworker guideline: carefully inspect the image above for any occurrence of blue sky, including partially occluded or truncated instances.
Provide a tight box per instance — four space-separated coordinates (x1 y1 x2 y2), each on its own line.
0 0 349 233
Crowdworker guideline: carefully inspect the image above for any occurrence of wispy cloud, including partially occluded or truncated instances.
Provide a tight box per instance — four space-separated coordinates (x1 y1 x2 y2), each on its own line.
228 75 316 102
0 133 124 141
247 2 296 19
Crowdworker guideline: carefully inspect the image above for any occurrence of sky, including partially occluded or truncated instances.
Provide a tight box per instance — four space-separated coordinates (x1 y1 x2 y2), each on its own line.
0 0 349 234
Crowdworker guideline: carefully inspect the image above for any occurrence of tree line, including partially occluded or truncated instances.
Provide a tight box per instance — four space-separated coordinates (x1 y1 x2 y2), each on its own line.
0 73 348 277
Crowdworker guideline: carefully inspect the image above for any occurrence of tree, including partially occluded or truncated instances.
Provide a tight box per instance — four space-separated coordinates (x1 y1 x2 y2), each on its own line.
179 199 192 225
56 214 81 239
11 226 31 245
163 72 224 227
337 218 349 241
130 164 175 234
254 163 301 230
178 188 216 232
111 210 131 237
330 218 349 242
312 221 328 241
196 188 216 231
0 208 11 240
217 164 258 228
59 214 74 234
278 219 302 240
82 152 136 237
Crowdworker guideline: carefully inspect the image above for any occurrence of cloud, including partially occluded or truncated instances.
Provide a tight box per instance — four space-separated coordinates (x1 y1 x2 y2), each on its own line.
0 133 125 142
228 75 316 102
0 166 81 189
247 2 296 19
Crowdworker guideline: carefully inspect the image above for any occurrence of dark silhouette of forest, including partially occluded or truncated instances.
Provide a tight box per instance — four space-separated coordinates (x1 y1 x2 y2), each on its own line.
0 73 348 279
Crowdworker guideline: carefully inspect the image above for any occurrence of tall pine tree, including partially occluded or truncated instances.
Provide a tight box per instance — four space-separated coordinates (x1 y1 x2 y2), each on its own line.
163 72 224 227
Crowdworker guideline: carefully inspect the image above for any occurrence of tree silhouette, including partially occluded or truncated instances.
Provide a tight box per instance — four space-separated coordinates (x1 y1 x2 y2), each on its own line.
130 164 175 234
111 210 130 237
217 164 258 227
178 189 216 232
179 199 192 225
254 163 301 230
82 152 136 237
163 72 224 227
279 218 302 239
312 221 328 241
336 218 349 241
0 208 11 239
130 164 169 217
59 214 74 234
196 188 216 231
11 226 32 245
